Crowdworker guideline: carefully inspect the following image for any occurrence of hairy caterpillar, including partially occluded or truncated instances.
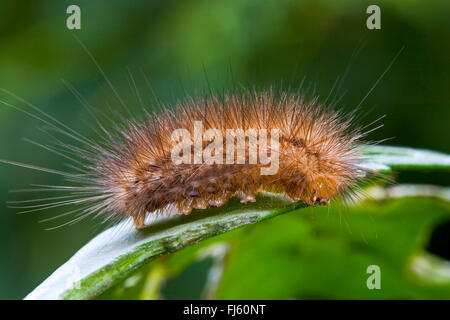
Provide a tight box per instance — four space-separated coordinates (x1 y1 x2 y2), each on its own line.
1 87 373 230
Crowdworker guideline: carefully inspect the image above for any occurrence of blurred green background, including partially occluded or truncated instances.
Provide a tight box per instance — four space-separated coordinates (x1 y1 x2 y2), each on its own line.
0 0 449 299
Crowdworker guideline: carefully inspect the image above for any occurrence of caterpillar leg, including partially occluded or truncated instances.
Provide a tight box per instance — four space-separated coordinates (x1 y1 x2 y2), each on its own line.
177 200 193 215
240 190 257 203
132 214 147 229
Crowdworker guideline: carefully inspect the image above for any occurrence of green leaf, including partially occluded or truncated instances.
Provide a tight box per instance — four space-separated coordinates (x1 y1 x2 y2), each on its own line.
213 197 450 299
26 193 302 300
359 145 450 172
98 186 450 300
24 145 450 300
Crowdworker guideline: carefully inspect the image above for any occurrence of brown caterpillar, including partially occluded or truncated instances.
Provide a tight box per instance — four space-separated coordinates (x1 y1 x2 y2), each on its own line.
1 88 371 230
88 90 369 229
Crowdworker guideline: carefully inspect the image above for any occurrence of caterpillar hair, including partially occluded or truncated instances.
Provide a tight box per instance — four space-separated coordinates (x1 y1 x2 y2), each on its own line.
1 40 400 230
0 87 380 230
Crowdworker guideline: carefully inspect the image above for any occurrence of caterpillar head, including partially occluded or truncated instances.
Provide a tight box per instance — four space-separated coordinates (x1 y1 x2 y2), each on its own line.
304 175 340 206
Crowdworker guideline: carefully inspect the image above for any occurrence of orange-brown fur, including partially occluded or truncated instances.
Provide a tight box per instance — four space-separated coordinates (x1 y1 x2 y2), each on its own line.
94 90 365 229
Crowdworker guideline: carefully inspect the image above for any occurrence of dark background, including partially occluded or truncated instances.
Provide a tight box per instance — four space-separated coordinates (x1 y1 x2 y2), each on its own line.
0 0 449 299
